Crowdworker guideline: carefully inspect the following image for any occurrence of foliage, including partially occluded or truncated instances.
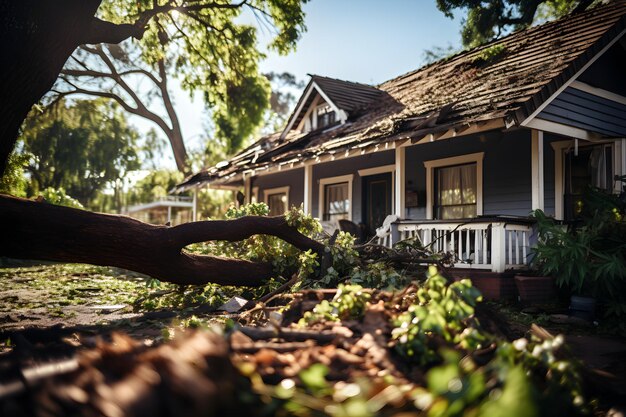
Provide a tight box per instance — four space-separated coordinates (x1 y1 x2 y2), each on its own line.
392 266 485 365
436 0 597 47
52 0 309 169
531 180 626 317
0 151 28 197
38 187 85 209
244 267 589 417
126 169 185 206
263 71 306 133
472 43 507 66
298 284 372 325
18 99 140 208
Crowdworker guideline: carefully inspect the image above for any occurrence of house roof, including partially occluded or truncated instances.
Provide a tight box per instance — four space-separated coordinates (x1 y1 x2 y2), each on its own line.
175 1 626 191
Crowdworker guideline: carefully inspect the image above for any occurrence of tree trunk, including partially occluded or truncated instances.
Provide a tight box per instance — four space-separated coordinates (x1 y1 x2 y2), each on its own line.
0 0 104 175
0 194 326 286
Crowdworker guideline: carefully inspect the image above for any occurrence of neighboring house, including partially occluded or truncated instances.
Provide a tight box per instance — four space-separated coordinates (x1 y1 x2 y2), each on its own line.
176 2 626 273
124 196 196 226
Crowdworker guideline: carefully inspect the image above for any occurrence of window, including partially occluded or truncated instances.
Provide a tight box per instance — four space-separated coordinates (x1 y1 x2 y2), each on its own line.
316 105 336 129
324 182 349 221
553 140 620 220
319 174 353 222
564 143 613 220
263 186 289 216
435 163 477 219
424 153 484 220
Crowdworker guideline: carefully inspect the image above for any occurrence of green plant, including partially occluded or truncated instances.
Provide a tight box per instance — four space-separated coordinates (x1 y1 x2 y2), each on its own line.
392 266 485 366
298 284 371 326
531 180 626 317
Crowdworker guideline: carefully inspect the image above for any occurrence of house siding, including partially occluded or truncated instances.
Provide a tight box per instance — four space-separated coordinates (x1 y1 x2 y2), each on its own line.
404 129 533 219
538 87 626 137
252 168 305 209
312 150 395 220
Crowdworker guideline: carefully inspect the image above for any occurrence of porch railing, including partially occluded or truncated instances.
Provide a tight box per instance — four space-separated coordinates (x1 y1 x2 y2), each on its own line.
390 217 535 272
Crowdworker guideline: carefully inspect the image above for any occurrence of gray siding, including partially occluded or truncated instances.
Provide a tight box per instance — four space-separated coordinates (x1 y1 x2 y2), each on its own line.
539 87 626 137
252 168 305 209
312 150 395 220
404 129 533 219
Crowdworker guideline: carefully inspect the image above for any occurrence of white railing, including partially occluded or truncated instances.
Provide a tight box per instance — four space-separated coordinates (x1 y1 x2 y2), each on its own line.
391 217 534 272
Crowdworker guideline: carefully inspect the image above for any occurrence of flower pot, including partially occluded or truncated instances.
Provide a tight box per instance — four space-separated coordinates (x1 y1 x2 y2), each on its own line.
569 295 595 321
514 274 556 304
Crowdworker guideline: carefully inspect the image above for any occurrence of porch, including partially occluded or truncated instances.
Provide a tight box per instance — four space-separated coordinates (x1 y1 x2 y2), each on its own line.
389 216 535 273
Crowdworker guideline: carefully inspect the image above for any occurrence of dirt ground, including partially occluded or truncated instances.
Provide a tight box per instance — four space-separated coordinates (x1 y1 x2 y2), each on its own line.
1 263 626 415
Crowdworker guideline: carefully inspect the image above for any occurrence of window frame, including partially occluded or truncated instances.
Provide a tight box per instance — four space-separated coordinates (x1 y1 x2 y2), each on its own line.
263 186 290 215
423 152 484 220
552 139 620 220
318 174 354 221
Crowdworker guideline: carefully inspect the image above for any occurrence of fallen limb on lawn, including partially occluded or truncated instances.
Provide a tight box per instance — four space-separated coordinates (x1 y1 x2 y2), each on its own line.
0 194 326 286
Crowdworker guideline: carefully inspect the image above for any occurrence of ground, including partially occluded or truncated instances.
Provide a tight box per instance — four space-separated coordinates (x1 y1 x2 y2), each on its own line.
1 263 626 416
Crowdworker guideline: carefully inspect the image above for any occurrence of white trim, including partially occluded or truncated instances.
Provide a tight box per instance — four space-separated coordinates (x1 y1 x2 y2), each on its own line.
525 118 601 141
283 81 346 137
263 186 290 213
520 28 626 126
251 186 259 204
303 163 313 215
395 147 405 218
551 139 617 220
531 130 545 211
318 174 354 221
570 81 626 106
423 152 484 220
358 164 395 177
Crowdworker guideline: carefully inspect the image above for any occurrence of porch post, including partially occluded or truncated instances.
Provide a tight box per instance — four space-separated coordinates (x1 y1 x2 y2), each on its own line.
394 146 406 218
531 129 544 211
303 163 313 215
491 222 506 272
167 206 172 224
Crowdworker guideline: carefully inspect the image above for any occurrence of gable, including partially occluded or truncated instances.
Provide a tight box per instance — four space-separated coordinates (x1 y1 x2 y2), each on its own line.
281 75 383 138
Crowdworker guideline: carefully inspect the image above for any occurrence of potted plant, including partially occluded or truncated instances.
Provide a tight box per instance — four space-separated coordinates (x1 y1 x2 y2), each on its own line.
530 178 626 320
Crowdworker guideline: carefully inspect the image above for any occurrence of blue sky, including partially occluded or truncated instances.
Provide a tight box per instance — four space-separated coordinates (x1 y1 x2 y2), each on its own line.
156 1 465 167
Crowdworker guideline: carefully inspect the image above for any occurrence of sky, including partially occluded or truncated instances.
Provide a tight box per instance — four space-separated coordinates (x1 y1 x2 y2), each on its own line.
150 1 465 168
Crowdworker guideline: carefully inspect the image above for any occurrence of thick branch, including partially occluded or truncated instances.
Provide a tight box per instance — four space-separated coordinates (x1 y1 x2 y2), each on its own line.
0 195 326 287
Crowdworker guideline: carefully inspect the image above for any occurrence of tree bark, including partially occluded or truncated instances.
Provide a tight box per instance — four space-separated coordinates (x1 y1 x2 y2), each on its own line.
0 194 326 286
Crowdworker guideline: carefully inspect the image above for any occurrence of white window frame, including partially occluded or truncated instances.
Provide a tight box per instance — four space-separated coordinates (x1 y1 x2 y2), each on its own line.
263 186 290 214
423 152 484 220
318 174 354 221
551 139 621 220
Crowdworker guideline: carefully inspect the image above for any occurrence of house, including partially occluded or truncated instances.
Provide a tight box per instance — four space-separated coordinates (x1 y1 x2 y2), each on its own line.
124 196 196 226
175 2 626 276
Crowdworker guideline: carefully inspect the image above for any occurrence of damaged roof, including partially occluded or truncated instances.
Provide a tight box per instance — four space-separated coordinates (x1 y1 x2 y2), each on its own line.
176 1 626 191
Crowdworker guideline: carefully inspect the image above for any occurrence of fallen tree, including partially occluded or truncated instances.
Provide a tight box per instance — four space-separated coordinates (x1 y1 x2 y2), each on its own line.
0 194 326 286
0 1 312 285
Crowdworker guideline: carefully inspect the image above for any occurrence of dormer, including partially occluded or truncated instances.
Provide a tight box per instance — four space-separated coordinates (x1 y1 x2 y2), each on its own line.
281 75 383 139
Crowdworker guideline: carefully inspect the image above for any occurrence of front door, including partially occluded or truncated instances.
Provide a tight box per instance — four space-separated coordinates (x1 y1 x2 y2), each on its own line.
362 173 392 237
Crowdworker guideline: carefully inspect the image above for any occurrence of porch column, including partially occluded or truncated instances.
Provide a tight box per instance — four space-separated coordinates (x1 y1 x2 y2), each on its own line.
303 163 313 215
167 206 172 224
491 222 506 273
394 146 406 218
531 129 544 211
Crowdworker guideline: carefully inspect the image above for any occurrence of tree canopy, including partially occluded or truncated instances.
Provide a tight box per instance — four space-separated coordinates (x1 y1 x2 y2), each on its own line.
436 0 598 47
19 99 140 207
0 0 309 176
